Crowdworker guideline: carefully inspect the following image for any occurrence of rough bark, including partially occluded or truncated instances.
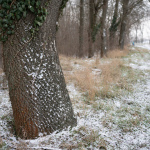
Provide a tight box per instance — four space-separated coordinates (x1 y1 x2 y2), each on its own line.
88 0 94 58
79 0 84 58
3 0 76 139
100 0 108 58
119 0 129 49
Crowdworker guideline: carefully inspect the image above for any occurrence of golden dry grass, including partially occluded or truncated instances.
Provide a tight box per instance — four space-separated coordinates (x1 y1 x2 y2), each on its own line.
107 47 129 58
0 68 3 75
136 47 150 53
59 48 135 100
73 68 97 100
59 127 107 149
59 55 74 71
98 59 127 98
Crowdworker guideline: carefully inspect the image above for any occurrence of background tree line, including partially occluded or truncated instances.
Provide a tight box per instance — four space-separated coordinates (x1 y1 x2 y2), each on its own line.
56 0 149 58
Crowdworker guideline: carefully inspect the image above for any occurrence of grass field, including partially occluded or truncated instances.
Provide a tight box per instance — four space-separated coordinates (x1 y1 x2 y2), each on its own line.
0 44 150 150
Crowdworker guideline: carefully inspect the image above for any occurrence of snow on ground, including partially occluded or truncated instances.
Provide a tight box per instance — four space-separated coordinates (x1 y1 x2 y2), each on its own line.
135 43 150 50
129 44 150 71
0 44 150 149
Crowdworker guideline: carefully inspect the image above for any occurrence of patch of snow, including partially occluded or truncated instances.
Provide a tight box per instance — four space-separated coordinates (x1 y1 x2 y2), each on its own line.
136 43 150 51
67 83 81 99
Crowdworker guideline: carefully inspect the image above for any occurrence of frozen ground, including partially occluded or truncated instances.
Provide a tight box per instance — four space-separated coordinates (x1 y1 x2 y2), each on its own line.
0 44 150 150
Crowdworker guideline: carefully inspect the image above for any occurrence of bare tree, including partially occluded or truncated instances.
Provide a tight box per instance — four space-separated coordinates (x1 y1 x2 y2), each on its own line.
56 0 81 56
109 0 120 49
88 0 94 58
88 0 104 58
100 0 108 57
119 0 130 49
56 0 148 57
119 0 143 49
79 0 84 57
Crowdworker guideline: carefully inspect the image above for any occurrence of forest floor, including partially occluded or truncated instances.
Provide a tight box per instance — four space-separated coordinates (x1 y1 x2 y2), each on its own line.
0 44 150 150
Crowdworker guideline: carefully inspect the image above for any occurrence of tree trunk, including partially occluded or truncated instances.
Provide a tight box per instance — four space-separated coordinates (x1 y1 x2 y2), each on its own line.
119 0 129 50
0 42 2 69
141 26 143 43
100 0 108 58
3 0 76 139
79 0 84 58
136 28 138 43
88 0 94 58
109 0 119 50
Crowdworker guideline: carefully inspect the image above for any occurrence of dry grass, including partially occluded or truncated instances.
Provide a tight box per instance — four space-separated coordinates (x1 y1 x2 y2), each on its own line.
107 47 129 58
136 47 150 53
98 59 127 98
0 69 8 90
74 68 97 100
0 68 3 75
0 138 4 148
59 55 74 72
59 55 100 100
16 141 28 150
59 127 107 149
59 48 136 100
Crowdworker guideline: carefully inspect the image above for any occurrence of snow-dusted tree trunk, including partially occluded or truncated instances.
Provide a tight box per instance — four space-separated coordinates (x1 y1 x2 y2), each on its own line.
3 0 76 139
